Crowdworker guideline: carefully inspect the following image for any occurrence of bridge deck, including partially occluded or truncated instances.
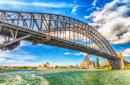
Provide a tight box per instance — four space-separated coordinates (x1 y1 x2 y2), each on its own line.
0 21 120 60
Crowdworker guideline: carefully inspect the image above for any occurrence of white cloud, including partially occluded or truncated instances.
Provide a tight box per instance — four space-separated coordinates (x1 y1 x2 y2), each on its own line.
79 52 88 56
64 52 88 56
0 1 76 8
74 53 80 55
0 50 37 59
84 15 92 19
87 0 130 44
73 0 76 3
1 59 41 66
122 48 130 57
92 0 97 6
64 52 70 55
71 5 78 14
96 7 101 11
0 58 5 62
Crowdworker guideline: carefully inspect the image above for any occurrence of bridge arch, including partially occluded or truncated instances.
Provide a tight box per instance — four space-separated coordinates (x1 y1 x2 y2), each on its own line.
0 10 117 56
1 10 129 69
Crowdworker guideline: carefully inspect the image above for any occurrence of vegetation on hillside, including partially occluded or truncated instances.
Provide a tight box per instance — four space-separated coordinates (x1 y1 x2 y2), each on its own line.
96 64 111 69
123 64 130 70
55 65 69 69
11 66 38 69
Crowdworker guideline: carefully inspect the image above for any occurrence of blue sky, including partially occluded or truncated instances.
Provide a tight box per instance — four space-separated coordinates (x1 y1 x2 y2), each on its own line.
0 0 130 66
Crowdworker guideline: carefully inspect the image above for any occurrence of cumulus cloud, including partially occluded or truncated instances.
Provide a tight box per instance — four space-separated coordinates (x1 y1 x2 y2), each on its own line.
0 58 5 62
92 0 97 6
71 5 78 14
84 15 92 19
86 0 130 44
64 52 70 55
64 52 88 56
74 52 88 56
122 48 130 57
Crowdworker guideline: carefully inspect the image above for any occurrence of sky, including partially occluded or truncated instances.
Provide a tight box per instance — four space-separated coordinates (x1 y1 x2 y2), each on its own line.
0 0 130 66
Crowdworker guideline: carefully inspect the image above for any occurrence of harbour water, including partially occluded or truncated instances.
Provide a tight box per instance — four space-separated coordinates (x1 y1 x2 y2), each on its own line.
0 69 130 85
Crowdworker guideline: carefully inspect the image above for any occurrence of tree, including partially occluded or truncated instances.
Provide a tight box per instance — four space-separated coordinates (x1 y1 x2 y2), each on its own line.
46 62 50 65
55 65 59 69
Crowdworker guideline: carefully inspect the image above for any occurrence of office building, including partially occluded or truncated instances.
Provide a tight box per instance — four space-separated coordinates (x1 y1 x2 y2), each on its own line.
96 57 99 67
102 60 109 66
84 55 89 68
80 62 84 69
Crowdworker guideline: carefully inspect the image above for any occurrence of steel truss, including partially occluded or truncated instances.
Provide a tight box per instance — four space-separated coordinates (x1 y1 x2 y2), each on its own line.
0 10 117 57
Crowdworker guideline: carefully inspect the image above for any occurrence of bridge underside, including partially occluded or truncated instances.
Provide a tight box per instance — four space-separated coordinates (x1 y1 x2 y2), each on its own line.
0 23 119 61
0 23 125 70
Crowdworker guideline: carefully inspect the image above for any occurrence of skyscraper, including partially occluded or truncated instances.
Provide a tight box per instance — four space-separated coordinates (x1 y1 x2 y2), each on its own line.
96 56 99 67
84 61 88 69
94 60 97 68
102 60 109 66
84 55 89 68
80 62 84 69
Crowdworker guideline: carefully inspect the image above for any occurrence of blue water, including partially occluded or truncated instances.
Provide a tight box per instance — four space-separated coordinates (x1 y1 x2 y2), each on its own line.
0 69 130 85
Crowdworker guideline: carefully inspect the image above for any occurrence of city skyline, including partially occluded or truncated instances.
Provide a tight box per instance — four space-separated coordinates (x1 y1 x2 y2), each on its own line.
0 0 130 66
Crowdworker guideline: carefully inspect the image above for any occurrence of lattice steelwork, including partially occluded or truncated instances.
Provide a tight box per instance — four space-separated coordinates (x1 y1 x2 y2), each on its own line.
0 10 117 57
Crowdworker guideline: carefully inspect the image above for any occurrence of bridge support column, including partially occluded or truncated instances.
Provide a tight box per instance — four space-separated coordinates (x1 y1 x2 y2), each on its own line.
108 59 121 70
0 24 2 31
118 52 124 69
108 52 125 70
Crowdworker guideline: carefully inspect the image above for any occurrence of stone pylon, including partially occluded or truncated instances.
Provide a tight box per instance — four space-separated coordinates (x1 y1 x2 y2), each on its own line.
118 52 124 69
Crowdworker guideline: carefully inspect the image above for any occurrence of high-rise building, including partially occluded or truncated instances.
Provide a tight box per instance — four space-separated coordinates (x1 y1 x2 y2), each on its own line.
80 62 84 69
89 60 94 68
84 55 89 68
75 64 78 68
91 60 95 68
99 60 102 67
94 60 97 68
96 57 99 67
102 60 109 66
84 61 88 69
66 64 68 67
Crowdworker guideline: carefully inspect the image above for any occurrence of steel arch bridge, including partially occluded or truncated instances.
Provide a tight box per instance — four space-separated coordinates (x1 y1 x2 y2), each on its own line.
0 10 129 69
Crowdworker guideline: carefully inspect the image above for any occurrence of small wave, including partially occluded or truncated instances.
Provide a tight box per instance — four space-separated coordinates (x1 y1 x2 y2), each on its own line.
0 72 27 85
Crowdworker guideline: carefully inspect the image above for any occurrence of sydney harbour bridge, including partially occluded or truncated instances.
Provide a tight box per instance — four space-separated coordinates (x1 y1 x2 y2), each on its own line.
0 10 129 69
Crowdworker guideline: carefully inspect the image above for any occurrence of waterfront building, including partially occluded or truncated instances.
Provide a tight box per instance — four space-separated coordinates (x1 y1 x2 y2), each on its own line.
38 62 51 69
80 62 84 69
94 60 97 68
91 60 95 68
69 65 76 69
66 64 68 67
99 60 102 67
75 64 78 69
84 61 88 69
84 55 89 68
102 60 110 66
96 57 99 67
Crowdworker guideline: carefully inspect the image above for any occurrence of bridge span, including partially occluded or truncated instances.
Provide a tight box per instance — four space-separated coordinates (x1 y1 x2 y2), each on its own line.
0 10 129 69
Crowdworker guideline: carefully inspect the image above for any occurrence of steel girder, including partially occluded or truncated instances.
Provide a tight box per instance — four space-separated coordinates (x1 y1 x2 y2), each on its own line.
0 10 117 57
